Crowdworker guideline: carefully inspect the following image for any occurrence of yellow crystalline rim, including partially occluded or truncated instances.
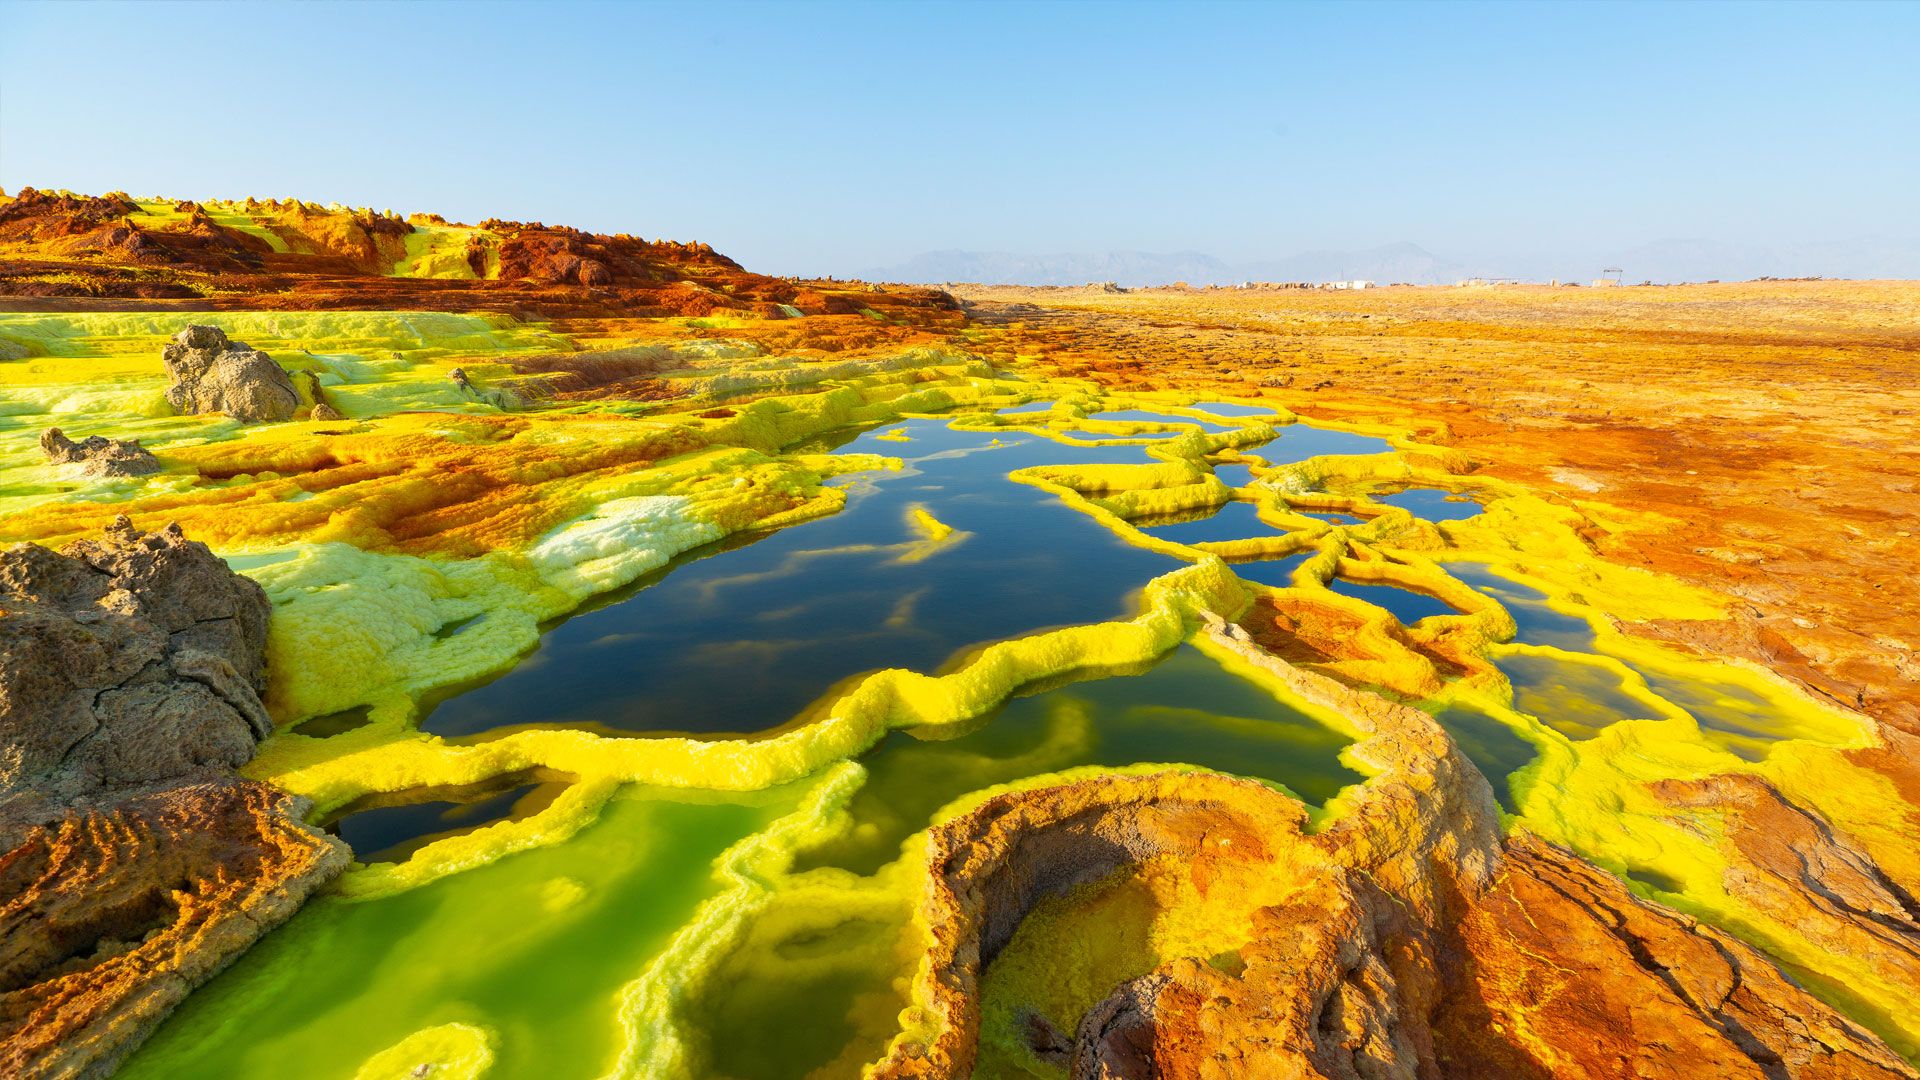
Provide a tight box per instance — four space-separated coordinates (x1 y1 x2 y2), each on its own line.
7 308 1915 1067
353 1023 494 1080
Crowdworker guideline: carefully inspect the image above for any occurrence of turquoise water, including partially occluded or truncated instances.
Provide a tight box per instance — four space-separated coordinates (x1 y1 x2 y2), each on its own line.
1448 561 1828 759
1057 427 1185 441
324 771 571 863
1188 401 1282 418
1212 462 1256 487
423 415 1408 743
297 705 374 737
1299 510 1365 525
1263 427 1392 462
1084 409 1234 432
1445 563 1598 649
795 645 1363 877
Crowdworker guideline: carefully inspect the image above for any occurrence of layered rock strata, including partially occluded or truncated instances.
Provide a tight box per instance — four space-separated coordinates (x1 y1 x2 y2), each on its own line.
0 518 346 1078
0 781 346 1080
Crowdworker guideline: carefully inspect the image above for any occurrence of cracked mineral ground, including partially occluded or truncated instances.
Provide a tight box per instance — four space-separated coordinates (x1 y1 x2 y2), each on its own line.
2 188 1917 1079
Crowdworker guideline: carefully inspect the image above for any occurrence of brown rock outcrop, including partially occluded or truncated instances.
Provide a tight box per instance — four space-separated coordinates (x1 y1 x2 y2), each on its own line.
0 189 141 243
37 428 161 478
1647 773 1920 1035
1434 835 1913 1080
872 612 1506 1078
300 372 342 423
1075 872 1441 1079
884 776 1917 1080
0 516 272 837
160 325 300 423
0 520 339 1078
871 618 1919 1079
0 780 347 1080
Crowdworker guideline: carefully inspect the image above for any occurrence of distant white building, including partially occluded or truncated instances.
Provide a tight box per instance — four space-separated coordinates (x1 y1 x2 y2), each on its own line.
1325 280 1374 290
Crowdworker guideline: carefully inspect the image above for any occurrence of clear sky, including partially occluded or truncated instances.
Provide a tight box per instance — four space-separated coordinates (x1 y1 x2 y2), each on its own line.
2 0 1916 276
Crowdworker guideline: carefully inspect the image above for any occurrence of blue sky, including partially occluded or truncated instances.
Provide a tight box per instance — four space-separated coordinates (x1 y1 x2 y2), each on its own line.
2 0 1916 276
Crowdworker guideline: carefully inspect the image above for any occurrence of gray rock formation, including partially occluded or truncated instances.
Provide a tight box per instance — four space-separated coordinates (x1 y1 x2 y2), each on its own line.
38 427 162 477
0 519 347 1078
301 371 344 422
161 325 300 423
0 516 273 837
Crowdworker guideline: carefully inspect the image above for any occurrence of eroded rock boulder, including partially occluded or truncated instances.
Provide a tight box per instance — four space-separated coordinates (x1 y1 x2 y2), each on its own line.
160 325 299 423
0 516 272 836
0 520 334 1078
38 428 161 478
0 779 348 1079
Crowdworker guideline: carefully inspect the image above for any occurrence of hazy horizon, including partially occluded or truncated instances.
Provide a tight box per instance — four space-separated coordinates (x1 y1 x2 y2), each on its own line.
3 0 1916 281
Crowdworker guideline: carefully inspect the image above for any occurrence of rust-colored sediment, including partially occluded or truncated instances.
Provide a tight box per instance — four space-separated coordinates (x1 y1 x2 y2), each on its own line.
873 620 1917 1079
7 190 1919 1075
0 780 347 1080
955 282 1920 735
880 774 1913 1079
1440 835 1911 1080
0 187 963 335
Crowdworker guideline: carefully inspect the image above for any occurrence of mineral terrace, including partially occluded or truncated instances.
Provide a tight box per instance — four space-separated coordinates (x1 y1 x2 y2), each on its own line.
0 186 1915 1079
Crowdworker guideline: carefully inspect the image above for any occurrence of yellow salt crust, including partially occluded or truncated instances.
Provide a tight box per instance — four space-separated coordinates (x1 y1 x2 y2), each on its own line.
351 1023 494 1080
9 309 1913 1061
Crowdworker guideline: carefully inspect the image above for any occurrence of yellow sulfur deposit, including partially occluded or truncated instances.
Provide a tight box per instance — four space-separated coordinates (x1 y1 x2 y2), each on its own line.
7 304 1913 1077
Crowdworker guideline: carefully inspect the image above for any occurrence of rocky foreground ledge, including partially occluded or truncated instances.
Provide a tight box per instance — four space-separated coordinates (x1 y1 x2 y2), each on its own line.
871 618 1917 1080
0 519 346 1079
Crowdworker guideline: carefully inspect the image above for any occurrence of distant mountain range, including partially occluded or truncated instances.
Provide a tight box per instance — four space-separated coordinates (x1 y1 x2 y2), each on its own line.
860 250 1245 289
860 238 1920 287
860 243 1462 288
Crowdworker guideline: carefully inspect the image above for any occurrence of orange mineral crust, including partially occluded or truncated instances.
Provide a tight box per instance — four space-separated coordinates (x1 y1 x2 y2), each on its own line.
0 187 962 331
864 610 1916 1076
5 186 1919 1077
0 780 347 1080
954 280 1920 740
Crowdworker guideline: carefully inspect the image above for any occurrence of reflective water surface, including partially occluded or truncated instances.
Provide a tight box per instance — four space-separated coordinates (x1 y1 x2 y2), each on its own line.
1134 499 1283 546
424 421 1181 738
1374 486 1484 521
